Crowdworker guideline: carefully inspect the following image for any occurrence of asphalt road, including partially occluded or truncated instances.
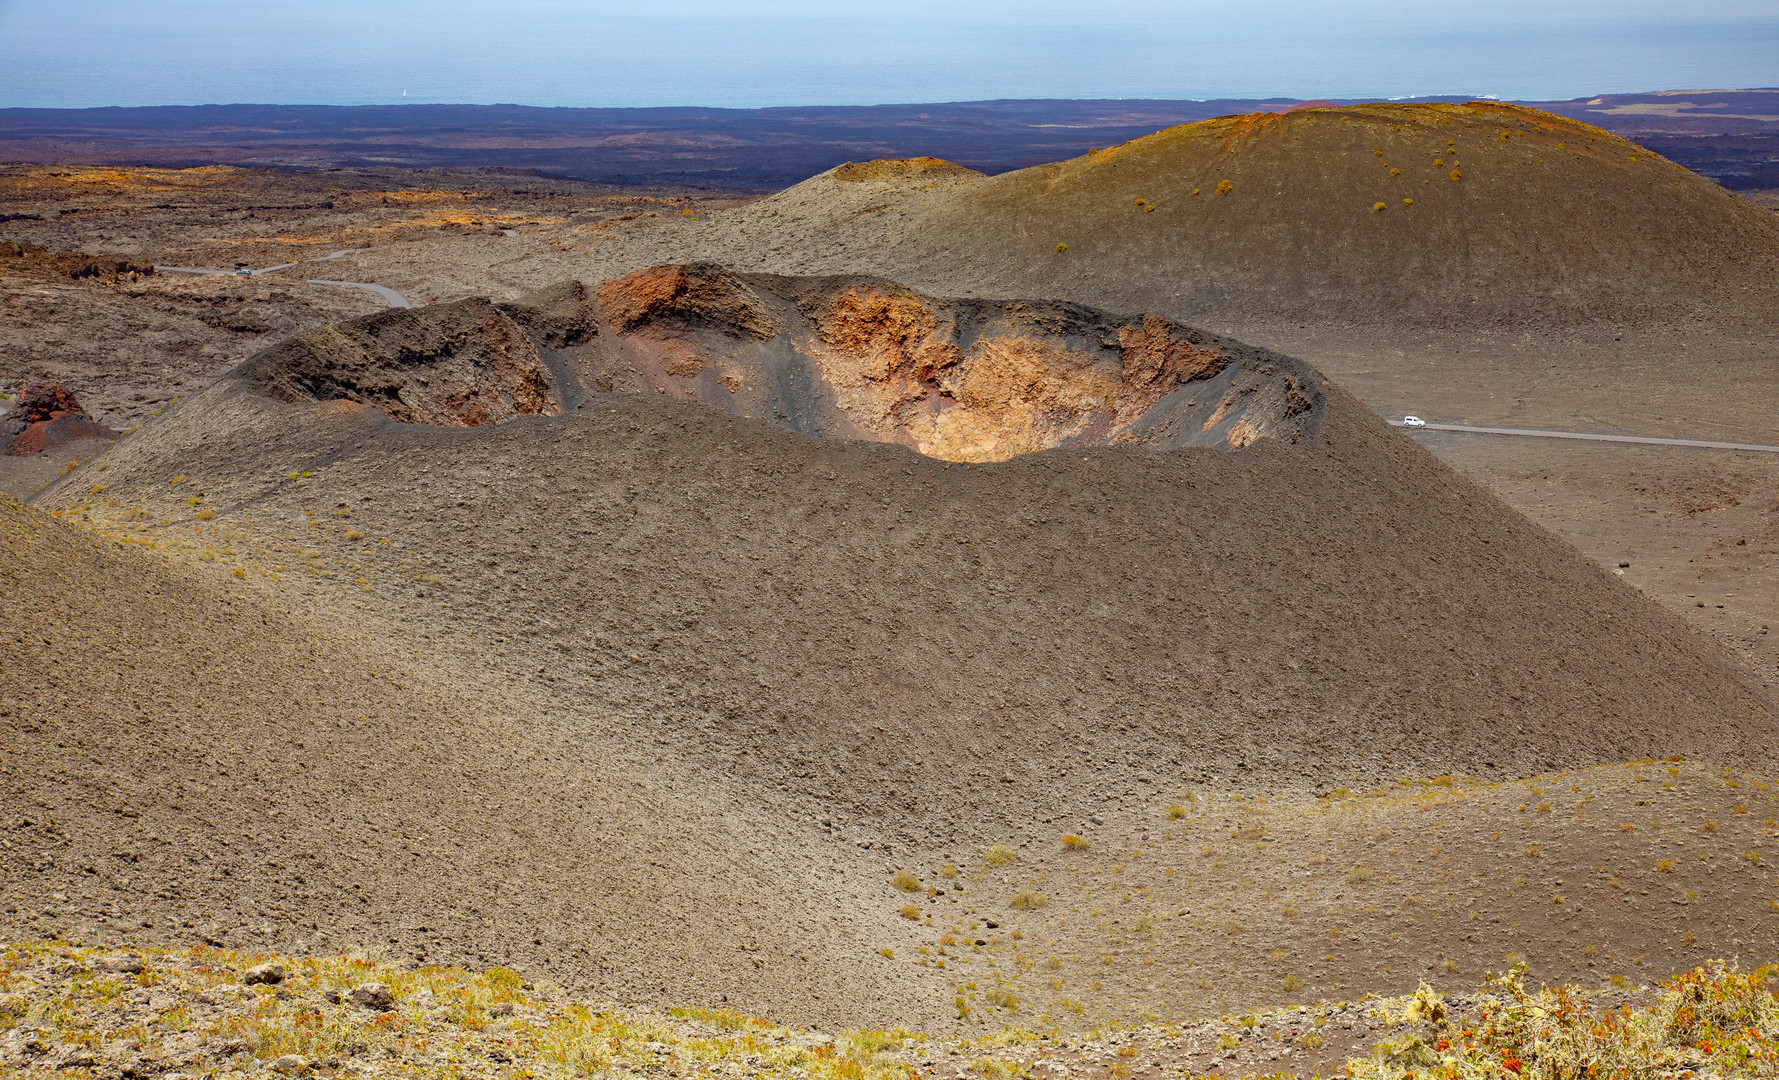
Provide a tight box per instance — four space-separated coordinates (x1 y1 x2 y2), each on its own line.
152 249 411 308
1390 419 1779 454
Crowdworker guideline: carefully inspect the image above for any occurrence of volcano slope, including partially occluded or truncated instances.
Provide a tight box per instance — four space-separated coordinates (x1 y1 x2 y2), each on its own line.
552 102 1779 329
15 274 1779 1030
0 491 933 1028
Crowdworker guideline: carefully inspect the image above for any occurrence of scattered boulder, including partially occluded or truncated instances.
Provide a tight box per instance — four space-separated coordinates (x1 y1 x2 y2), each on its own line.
4 382 115 456
350 983 395 1010
242 962 285 986
94 954 144 975
14 382 83 422
270 1053 309 1075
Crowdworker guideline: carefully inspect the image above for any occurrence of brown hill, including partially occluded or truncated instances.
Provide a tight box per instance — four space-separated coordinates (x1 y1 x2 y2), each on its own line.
37 276 1776 812
13 278 1779 1029
590 102 1779 327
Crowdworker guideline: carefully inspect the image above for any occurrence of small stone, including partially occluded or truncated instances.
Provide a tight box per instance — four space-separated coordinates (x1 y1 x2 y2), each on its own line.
350 983 395 1010
243 962 285 985
96 953 145 974
322 988 343 1004
271 1053 309 1074
488 1002 515 1017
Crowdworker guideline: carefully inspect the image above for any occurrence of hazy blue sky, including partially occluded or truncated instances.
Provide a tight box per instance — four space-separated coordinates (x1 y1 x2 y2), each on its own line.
1 0 1775 109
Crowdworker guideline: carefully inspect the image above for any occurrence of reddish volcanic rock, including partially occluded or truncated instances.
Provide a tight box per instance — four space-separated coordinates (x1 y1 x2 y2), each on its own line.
4 382 116 456
14 382 85 423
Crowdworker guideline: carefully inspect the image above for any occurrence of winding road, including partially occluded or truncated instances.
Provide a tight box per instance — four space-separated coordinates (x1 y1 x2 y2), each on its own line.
1390 419 1779 454
152 249 411 308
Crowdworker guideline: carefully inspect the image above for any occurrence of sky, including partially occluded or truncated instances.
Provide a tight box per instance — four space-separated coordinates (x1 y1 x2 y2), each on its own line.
0 0 1776 110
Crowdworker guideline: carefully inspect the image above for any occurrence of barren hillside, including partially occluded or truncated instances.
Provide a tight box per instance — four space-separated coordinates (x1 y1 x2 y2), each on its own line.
566 103 1779 328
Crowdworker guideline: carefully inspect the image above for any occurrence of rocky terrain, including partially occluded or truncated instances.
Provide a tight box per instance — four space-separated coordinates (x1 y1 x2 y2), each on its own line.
4 99 1779 1062
8 265 1779 1033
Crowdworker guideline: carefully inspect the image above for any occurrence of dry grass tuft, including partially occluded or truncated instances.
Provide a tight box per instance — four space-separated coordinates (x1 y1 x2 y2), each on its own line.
1348 961 1779 1080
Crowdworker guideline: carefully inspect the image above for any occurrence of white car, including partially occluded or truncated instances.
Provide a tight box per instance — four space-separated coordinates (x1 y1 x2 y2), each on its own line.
1401 415 1427 428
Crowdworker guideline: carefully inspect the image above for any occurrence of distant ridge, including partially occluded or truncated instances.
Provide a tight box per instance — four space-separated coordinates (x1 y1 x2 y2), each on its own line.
1 91 1774 190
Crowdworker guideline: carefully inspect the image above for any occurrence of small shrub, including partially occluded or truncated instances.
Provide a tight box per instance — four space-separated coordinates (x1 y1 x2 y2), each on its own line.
892 870 921 892
1449 169 1462 181
1054 242 1068 253
1402 197 1413 206
1282 973 1304 991
185 496 202 506
984 845 1015 867
1216 180 1233 195
899 904 920 920
195 509 215 521
940 864 958 879
877 948 894 958
1656 858 1675 873
1372 201 1387 212
1061 834 1088 850
1348 865 1374 884
1008 891 1048 911
1167 804 1186 819
984 988 1019 1012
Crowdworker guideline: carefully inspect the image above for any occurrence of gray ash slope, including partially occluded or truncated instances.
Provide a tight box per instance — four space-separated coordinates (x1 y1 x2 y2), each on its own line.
37 273 1777 837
